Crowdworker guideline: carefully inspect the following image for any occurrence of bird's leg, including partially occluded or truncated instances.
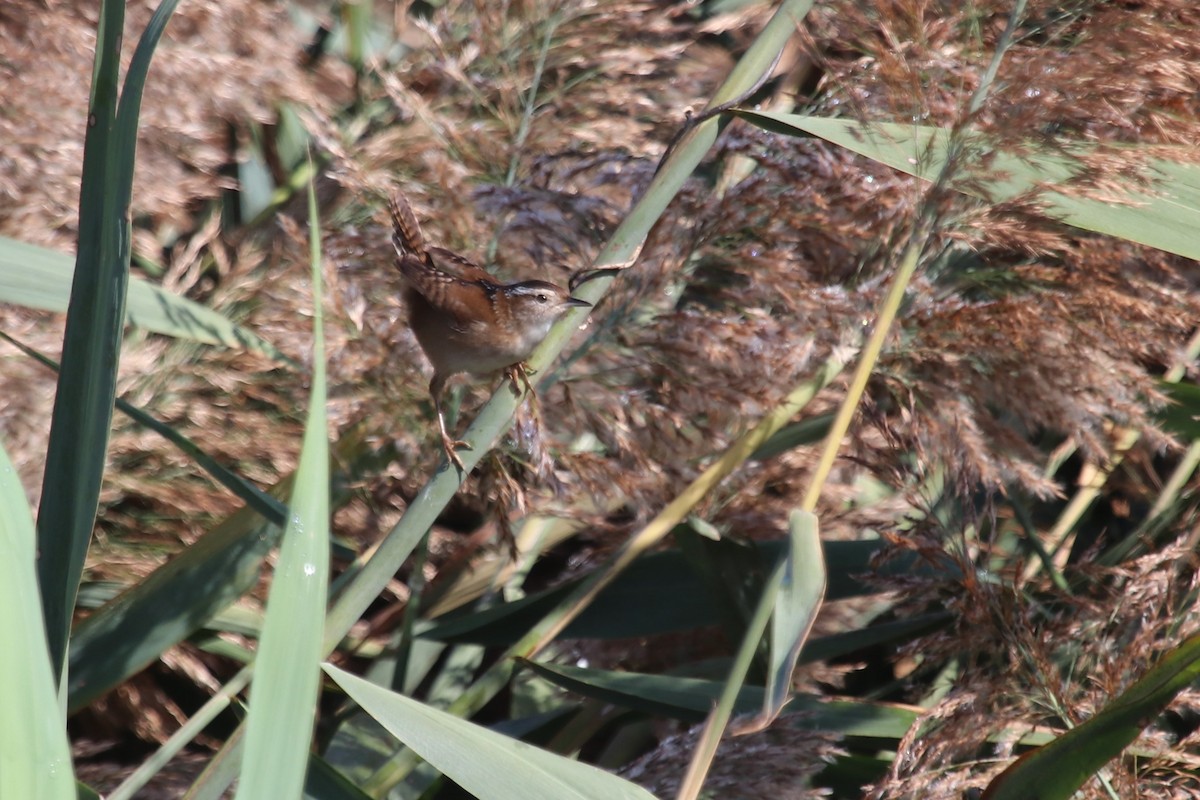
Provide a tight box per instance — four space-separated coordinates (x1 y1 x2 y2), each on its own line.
430 374 471 470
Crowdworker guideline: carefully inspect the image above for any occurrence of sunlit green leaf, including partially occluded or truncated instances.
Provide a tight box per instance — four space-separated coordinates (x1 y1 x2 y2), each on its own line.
324 664 657 800
735 112 1200 261
0 235 287 358
765 510 826 717
0 439 76 798
236 172 330 800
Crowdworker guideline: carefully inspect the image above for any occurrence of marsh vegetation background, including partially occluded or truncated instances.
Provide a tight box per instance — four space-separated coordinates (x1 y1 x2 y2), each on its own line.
2 0 1200 797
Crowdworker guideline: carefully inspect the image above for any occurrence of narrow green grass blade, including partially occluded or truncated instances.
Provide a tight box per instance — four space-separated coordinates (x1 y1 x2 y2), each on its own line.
324 664 657 800
0 439 75 799
0 235 288 357
735 112 1200 261
112 0 184 180
764 510 826 717
36 0 131 681
1 331 287 525
235 174 329 800
37 0 186 683
982 632 1200 800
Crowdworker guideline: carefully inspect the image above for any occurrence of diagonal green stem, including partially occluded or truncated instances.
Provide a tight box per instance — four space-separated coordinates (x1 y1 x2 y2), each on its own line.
349 1 820 795
323 0 816 670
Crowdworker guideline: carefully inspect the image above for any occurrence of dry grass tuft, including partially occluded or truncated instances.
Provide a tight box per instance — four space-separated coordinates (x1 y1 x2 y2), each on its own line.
622 717 843 800
0 0 348 250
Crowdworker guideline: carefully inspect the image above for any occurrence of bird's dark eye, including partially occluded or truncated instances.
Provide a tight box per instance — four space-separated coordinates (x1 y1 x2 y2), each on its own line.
536 293 549 303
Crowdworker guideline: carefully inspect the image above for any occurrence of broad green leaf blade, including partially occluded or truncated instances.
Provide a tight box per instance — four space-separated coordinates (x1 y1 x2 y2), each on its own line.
421 539 917 645
323 664 656 800
982 632 1200 800
0 235 288 357
66 507 279 712
521 660 919 739
765 510 826 717
735 112 1200 261
237 176 330 800
36 0 131 681
303 754 373 800
0 440 75 799
800 611 953 665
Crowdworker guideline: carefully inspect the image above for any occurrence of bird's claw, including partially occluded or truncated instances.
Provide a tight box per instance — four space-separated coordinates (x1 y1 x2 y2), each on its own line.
442 435 473 471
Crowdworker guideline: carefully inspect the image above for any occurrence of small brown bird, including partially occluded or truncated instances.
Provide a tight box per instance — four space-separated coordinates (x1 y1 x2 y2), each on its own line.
389 193 591 469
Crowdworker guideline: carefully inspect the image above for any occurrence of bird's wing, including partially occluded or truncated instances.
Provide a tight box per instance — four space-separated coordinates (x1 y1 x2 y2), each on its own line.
425 246 497 284
396 254 496 326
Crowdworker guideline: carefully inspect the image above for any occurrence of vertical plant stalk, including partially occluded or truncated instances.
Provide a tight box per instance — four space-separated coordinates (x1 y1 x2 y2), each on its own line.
36 0 184 683
345 0 372 77
36 0 128 683
234 167 330 800
1023 325 1200 580
675 2 1030 797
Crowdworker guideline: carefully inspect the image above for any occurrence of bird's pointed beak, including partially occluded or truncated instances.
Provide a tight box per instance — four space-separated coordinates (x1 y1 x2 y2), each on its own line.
564 296 592 308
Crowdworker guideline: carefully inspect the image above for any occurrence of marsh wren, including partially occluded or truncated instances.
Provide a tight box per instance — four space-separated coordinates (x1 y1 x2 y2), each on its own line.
388 193 591 469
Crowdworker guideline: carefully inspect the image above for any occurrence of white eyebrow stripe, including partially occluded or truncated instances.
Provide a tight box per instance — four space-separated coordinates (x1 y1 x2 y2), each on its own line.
507 283 556 296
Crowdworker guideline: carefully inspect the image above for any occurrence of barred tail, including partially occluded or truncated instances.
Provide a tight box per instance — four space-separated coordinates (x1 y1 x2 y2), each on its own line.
389 192 426 257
